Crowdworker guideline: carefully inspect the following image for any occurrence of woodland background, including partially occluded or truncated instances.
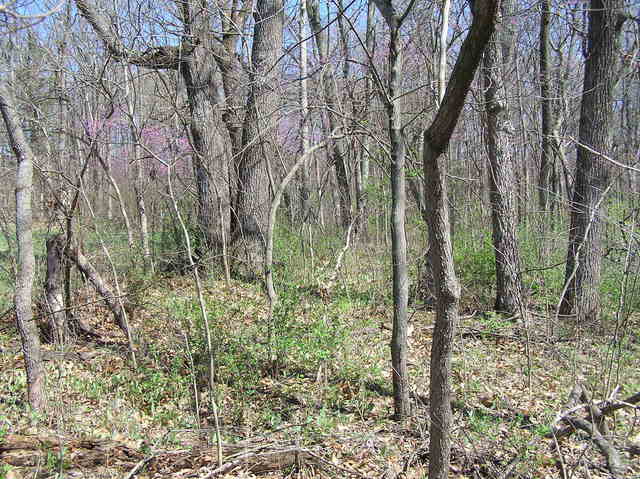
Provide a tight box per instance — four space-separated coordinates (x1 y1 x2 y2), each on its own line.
0 0 639 478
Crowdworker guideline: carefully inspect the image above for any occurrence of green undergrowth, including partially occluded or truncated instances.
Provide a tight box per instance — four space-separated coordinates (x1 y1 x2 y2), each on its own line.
1 213 639 477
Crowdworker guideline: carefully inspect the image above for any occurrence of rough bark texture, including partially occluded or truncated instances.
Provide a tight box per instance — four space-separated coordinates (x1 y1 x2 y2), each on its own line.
234 0 284 278
179 1 231 252
422 1 498 477
560 0 623 321
45 234 67 345
0 81 46 411
481 1 524 315
75 0 231 255
307 0 352 229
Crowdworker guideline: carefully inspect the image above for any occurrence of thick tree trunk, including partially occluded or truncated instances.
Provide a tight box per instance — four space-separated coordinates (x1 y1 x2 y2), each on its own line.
421 1 498 476
234 0 284 278
560 0 623 321
75 0 232 263
481 2 524 315
46 234 67 345
179 2 231 253
306 0 352 229
0 81 46 412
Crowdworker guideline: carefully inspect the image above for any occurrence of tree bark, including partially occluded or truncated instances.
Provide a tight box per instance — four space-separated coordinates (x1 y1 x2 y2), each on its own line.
307 0 352 229
559 0 624 321
45 234 67 345
64 243 131 338
372 0 411 421
233 0 284 279
538 0 555 213
422 1 498 477
481 0 524 315
0 80 46 412
299 1 313 222
75 0 232 257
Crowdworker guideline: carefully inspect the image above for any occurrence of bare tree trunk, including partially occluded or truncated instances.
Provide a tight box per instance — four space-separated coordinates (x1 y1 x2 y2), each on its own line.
46 234 67 345
560 0 624 322
234 0 284 278
481 0 524 315
355 1 376 235
299 1 312 222
124 65 152 271
421 1 498 476
0 81 46 412
372 0 411 420
437 0 452 105
307 0 352 229
538 0 555 213
65 243 131 338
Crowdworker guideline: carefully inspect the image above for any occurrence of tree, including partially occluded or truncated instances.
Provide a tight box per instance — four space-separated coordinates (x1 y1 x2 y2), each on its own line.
0 80 46 412
306 0 352 229
422 0 498 476
560 0 625 322
74 0 233 256
481 0 524 315
233 0 284 279
371 0 413 421
538 0 555 213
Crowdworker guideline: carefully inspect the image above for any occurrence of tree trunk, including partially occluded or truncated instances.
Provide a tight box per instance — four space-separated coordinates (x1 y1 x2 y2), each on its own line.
0 80 46 412
538 0 555 213
124 66 152 272
299 1 313 222
560 0 623 322
306 0 352 229
355 1 376 235
45 234 67 345
421 1 498 476
372 0 411 420
234 0 284 278
481 0 524 315
65 243 131 338
179 2 231 254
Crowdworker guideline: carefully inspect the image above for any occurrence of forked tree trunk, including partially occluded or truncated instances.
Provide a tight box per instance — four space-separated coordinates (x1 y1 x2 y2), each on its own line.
560 0 624 322
0 81 46 411
481 0 524 315
421 1 498 477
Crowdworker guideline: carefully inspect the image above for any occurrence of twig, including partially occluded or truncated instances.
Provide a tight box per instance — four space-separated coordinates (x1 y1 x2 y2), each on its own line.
304 448 368 478
122 453 155 479
198 446 312 479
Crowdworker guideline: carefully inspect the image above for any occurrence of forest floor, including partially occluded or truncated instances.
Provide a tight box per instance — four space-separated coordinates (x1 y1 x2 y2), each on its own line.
1 256 640 478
